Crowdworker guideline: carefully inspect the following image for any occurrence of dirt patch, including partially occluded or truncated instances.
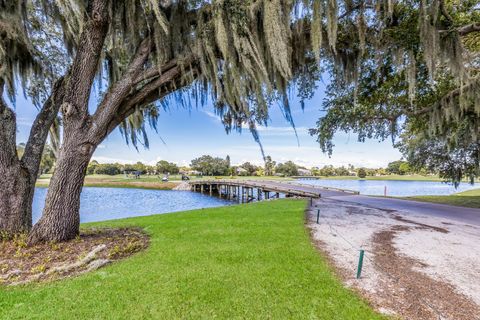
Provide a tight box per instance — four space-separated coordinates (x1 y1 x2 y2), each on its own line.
307 198 480 320
393 215 449 233
0 228 149 285
371 226 480 320
305 222 380 311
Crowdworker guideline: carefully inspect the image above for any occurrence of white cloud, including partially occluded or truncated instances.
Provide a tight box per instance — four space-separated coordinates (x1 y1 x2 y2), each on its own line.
201 110 309 136
223 143 401 168
202 110 221 121
256 125 309 136
16 117 34 126
93 156 161 166
91 156 137 164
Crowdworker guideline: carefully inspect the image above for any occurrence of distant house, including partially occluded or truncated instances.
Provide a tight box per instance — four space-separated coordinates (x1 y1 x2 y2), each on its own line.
236 167 248 176
187 170 202 176
297 168 312 176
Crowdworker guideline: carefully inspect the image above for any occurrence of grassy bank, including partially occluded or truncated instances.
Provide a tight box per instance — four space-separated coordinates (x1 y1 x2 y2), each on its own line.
35 173 454 191
406 188 480 209
304 174 449 182
36 174 293 190
36 174 180 190
0 200 383 319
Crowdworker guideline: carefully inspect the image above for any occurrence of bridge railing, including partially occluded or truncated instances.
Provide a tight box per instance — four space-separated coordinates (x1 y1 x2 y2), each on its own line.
189 179 322 198
285 181 360 195
189 179 360 197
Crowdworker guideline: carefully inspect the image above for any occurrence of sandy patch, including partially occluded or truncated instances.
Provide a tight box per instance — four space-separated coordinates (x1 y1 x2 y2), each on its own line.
307 198 480 320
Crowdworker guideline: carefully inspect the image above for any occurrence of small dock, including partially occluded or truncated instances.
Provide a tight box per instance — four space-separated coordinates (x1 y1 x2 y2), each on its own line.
189 179 358 202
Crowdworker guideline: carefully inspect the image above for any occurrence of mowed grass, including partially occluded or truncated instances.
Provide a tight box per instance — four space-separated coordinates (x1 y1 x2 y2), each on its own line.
407 188 480 208
36 174 293 190
311 174 457 182
0 200 383 319
36 174 180 190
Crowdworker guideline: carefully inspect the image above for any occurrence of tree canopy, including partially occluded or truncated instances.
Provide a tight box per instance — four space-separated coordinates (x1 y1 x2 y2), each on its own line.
275 161 299 176
309 0 480 184
190 155 229 176
2 0 479 241
156 160 180 174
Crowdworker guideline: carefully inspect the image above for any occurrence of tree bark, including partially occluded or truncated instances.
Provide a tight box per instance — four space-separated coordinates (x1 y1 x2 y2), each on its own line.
27 61 195 244
27 135 93 243
28 0 110 244
27 1 198 244
0 96 32 234
0 76 64 236
0 167 33 235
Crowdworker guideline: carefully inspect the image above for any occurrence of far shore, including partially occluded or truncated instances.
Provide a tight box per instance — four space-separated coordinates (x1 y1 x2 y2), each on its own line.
35 173 478 190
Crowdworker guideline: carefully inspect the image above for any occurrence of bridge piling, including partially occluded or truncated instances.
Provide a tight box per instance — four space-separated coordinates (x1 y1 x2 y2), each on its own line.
188 179 356 202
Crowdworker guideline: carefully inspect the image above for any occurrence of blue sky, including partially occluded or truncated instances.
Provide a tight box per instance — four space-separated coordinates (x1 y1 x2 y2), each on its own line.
12 80 401 168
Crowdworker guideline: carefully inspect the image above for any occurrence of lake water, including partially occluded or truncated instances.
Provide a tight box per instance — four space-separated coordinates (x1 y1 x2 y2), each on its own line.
32 187 233 223
297 179 479 197
32 180 479 223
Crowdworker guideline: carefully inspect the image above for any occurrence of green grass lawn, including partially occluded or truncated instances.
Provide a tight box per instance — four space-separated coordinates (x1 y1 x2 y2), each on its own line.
36 174 293 190
311 174 448 182
0 200 383 319
192 175 294 181
406 188 480 208
38 173 468 191
36 174 180 190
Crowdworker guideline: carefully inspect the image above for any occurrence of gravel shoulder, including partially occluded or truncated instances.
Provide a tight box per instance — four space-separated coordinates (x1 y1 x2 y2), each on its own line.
307 198 480 320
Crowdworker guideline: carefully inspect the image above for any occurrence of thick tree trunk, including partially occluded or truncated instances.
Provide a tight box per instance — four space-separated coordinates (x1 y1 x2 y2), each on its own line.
27 0 110 244
0 172 35 235
0 105 34 234
0 77 64 236
28 137 94 243
0 167 34 234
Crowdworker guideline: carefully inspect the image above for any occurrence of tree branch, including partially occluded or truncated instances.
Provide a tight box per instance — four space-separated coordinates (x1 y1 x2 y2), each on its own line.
90 36 153 135
21 77 65 177
439 0 454 24
457 23 480 36
133 59 179 85
60 0 110 127
104 64 199 138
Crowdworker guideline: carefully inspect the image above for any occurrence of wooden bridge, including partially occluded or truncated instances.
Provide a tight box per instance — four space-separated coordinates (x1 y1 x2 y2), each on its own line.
188 179 359 203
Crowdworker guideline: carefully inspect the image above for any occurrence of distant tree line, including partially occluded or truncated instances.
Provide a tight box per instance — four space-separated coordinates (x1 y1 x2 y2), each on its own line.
85 160 180 176
79 155 427 178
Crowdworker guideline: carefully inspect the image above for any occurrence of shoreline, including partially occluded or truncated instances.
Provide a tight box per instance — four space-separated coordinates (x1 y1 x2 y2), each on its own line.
35 176 480 209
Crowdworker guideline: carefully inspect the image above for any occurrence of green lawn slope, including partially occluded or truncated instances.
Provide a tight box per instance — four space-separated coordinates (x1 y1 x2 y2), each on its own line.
407 188 480 208
0 200 383 319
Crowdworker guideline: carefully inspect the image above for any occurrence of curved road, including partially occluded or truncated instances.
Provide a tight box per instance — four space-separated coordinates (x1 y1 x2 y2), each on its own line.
328 195 480 226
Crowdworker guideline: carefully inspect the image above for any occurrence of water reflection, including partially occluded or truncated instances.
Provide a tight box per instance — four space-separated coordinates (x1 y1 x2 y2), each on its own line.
297 179 478 197
33 187 233 223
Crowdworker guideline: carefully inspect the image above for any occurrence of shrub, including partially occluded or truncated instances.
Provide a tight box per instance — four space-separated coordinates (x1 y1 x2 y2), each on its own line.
357 168 367 179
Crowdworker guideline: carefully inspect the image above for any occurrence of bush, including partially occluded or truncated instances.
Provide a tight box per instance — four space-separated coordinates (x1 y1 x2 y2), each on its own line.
94 163 121 175
190 155 229 176
275 161 298 176
357 168 367 179
156 160 179 174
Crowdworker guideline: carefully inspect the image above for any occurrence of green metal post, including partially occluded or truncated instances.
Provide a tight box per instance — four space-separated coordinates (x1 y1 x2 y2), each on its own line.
356 250 365 279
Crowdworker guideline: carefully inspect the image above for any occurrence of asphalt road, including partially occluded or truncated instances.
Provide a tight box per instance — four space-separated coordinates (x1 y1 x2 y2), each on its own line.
328 195 480 226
